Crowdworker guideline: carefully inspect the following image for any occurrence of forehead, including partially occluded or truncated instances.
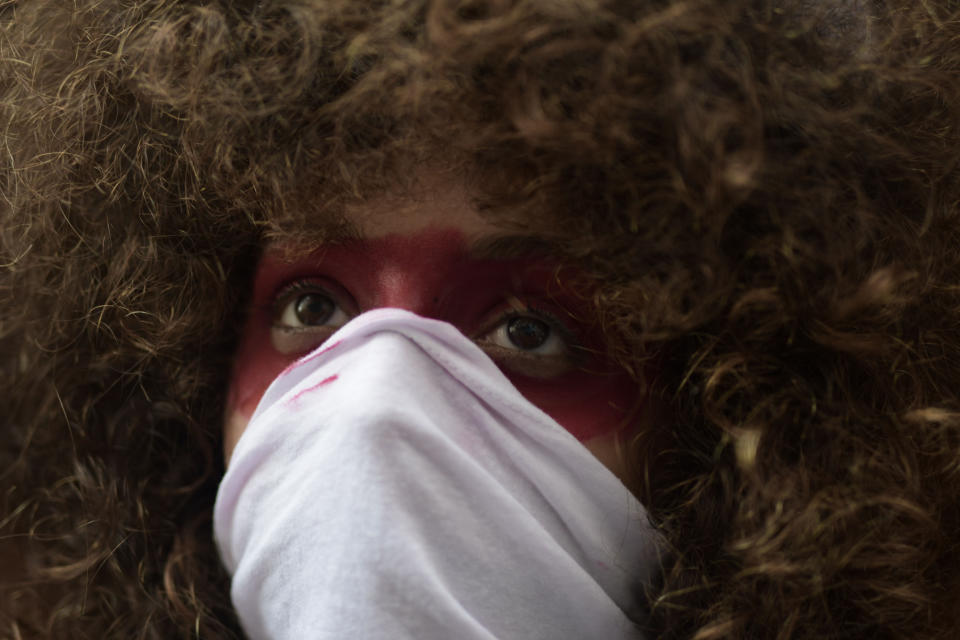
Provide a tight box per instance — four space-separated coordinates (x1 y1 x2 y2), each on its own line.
264 164 530 259
341 170 497 240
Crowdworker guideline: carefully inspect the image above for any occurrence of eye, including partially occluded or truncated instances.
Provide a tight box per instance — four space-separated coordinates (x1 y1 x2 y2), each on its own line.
277 291 350 329
485 314 568 356
271 280 355 355
477 306 577 378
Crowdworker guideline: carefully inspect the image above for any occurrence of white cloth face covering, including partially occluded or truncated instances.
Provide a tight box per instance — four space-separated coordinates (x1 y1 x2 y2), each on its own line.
214 308 660 640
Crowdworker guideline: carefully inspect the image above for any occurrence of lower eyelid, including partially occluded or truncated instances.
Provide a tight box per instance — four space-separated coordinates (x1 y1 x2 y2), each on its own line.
270 324 338 356
479 343 575 379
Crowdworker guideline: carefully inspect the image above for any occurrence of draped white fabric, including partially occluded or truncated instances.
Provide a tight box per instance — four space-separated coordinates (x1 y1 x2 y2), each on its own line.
214 308 659 639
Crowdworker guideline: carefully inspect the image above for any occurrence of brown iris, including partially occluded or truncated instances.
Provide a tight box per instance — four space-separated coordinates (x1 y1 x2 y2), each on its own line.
294 293 336 326
506 316 550 350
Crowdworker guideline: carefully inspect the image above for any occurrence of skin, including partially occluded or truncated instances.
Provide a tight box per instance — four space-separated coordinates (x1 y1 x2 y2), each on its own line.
224 173 646 481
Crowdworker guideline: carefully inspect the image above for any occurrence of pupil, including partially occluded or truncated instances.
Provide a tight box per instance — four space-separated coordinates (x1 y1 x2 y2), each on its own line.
294 293 334 325
506 317 550 350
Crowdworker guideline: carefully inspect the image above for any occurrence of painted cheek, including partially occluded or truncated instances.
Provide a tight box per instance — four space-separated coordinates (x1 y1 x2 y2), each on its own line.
227 308 290 421
507 369 640 441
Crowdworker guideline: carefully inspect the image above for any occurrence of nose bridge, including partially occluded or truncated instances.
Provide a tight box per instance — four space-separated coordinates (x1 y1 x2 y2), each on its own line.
355 228 469 318
372 260 446 317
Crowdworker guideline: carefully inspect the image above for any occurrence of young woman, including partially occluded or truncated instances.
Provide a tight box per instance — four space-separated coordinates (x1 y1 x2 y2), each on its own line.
2 0 959 638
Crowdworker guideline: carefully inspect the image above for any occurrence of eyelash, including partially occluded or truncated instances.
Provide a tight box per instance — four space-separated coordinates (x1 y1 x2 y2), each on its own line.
270 278 352 326
486 301 576 345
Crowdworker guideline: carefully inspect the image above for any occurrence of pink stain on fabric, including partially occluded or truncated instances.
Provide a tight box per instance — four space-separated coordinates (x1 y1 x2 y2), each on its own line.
301 340 343 366
287 374 339 406
279 340 343 380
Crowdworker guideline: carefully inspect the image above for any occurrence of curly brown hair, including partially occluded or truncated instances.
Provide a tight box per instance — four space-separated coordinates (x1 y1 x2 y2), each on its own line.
2 0 959 638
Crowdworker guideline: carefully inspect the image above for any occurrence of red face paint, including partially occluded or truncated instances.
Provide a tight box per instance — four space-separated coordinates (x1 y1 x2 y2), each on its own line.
227 229 641 442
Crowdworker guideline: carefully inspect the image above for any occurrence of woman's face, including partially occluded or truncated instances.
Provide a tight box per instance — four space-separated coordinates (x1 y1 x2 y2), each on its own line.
224 173 646 481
